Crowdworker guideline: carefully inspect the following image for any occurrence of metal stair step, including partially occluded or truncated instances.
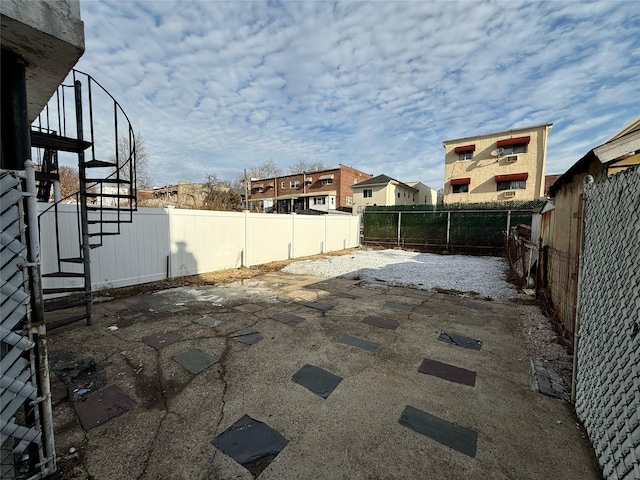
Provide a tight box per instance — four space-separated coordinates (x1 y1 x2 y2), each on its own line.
84 160 117 168
35 171 60 182
86 205 126 211
30 130 91 153
89 244 102 249
85 178 130 184
84 193 136 199
87 220 122 224
42 271 85 278
60 257 84 263
88 232 120 237
45 300 87 312
43 287 85 294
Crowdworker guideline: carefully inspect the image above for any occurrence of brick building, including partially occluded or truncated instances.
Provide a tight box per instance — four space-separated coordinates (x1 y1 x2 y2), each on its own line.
248 165 372 213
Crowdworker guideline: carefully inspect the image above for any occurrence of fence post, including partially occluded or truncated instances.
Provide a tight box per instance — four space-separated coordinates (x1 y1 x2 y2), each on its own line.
506 210 511 237
397 212 402 247
243 209 249 267
446 211 451 250
291 212 296 259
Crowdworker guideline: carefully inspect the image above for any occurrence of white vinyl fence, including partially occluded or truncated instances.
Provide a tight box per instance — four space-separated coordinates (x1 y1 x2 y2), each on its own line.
37 205 360 292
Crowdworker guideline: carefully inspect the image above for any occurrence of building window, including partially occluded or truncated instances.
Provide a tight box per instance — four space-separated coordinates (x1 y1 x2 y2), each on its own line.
500 144 528 155
497 180 526 191
458 150 473 161
281 182 285 189
346 196 353 205
454 144 475 161
321 178 333 185
497 136 530 155
313 197 326 205
363 189 373 198
290 180 300 189
397 192 400 198
452 184 469 193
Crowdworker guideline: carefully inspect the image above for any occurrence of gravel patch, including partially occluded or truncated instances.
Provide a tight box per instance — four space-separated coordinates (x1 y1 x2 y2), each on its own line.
282 249 517 301
517 300 574 386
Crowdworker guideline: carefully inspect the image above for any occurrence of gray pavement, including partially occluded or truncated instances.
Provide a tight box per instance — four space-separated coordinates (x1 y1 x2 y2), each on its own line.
47 272 600 479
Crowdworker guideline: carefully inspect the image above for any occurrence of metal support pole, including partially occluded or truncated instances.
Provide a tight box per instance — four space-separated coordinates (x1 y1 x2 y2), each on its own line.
24 161 57 476
74 80 94 325
397 212 402 247
1 50 30 170
446 211 451 250
506 210 512 237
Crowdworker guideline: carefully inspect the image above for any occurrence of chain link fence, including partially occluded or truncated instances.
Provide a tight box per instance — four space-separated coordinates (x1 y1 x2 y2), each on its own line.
574 165 639 480
1 168 56 479
363 208 535 253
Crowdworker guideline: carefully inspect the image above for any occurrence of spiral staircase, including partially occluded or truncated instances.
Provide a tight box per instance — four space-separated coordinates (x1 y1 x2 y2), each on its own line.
31 70 138 328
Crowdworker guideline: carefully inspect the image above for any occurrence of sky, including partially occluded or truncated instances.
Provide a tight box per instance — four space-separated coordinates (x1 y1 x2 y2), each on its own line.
74 0 640 189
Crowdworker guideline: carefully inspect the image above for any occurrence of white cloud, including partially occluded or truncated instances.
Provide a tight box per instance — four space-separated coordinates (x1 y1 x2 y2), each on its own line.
71 0 640 189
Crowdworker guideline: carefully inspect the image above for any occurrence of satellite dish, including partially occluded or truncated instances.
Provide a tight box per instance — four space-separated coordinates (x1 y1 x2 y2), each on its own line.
491 148 505 157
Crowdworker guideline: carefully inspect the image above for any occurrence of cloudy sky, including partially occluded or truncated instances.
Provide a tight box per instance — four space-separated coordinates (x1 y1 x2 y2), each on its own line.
74 0 640 188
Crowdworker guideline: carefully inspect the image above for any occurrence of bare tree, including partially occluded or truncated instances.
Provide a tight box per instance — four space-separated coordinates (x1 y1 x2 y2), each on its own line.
246 159 282 180
110 134 153 188
58 165 79 199
203 172 241 211
287 159 329 174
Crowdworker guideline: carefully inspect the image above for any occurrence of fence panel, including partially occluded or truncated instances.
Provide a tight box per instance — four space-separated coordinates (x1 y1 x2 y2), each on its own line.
575 166 639 480
362 212 398 241
399 212 447 246
168 209 245 276
39 205 170 291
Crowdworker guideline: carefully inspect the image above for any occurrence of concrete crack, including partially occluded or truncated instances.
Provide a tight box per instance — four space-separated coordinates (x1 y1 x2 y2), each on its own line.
136 349 169 480
211 337 232 464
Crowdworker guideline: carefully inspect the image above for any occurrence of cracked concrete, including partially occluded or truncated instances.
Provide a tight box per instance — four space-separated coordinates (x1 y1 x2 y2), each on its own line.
47 272 599 479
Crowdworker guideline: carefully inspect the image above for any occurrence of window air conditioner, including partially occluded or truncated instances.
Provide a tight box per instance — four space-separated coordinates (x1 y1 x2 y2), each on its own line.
504 190 516 198
505 155 518 163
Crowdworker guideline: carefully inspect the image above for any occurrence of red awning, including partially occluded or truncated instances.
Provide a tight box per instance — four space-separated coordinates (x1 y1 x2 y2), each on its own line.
454 144 476 154
497 136 531 148
495 173 528 182
450 177 471 186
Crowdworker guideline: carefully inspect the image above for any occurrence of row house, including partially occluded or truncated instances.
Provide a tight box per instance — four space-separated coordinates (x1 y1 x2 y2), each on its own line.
249 164 372 213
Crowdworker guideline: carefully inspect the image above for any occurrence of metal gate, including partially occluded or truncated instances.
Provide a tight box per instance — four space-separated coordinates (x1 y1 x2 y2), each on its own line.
1 166 56 479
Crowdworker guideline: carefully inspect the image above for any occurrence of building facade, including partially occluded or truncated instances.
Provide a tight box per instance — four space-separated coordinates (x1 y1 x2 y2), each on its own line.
443 123 553 204
249 165 372 213
351 175 437 212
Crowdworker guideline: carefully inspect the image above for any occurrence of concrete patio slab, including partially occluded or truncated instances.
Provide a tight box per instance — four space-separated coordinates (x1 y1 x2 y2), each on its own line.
46 271 599 480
